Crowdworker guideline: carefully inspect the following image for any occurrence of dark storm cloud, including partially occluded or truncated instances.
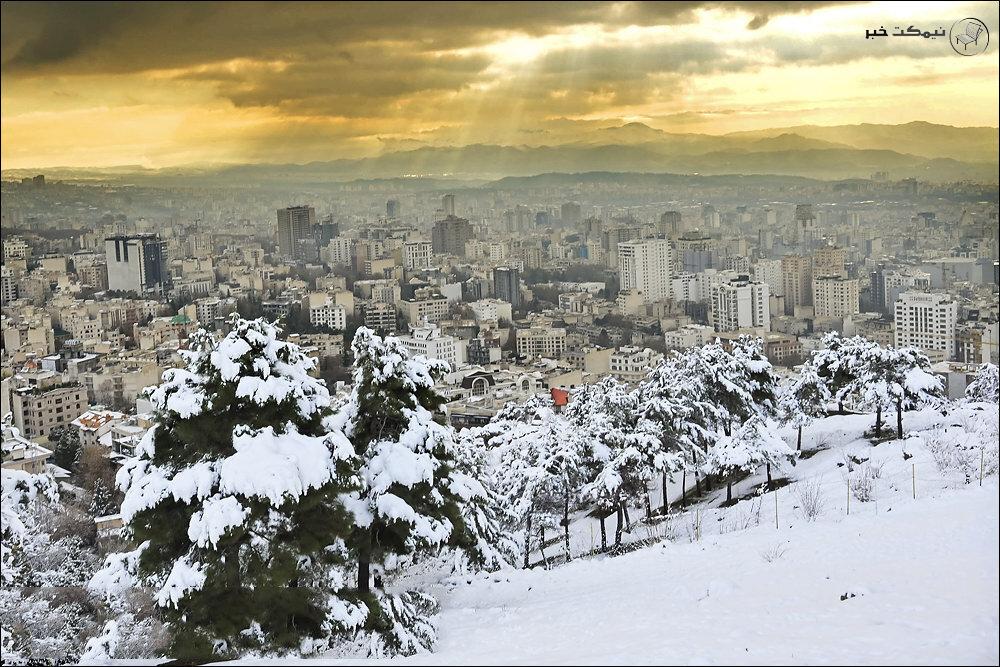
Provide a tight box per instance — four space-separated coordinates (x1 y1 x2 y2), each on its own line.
1 2 855 74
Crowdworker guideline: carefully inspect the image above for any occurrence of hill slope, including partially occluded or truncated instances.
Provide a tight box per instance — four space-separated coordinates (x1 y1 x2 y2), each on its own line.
222 405 999 665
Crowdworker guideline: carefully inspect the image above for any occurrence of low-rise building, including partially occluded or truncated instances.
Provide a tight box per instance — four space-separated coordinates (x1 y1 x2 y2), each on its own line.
516 327 567 359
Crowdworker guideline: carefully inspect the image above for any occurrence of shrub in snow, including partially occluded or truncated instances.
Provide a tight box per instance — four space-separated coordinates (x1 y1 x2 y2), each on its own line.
965 363 999 404
79 620 119 663
91 317 361 662
793 478 826 521
2 464 59 584
847 465 877 503
331 327 477 654
0 587 103 665
920 409 999 483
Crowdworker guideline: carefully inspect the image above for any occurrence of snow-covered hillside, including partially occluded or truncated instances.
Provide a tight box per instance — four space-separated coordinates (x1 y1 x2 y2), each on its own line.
223 404 1000 666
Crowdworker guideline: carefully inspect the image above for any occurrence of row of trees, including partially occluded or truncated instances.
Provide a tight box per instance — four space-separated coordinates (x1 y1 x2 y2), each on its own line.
472 337 795 560
469 332 952 561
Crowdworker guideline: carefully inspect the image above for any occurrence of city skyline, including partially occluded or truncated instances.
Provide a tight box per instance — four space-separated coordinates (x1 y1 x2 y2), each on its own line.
2 1 998 170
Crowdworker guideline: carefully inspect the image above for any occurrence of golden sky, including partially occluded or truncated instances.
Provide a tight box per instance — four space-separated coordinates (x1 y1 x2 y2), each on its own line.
2 1 998 169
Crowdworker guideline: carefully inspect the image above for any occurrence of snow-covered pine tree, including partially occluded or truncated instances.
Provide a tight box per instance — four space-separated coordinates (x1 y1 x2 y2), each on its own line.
535 413 589 562
92 317 361 662
450 428 520 572
636 355 711 511
965 362 999 404
88 477 115 517
707 415 796 501
812 332 868 414
49 424 82 471
491 415 550 567
567 376 648 549
332 327 476 654
684 337 775 437
888 346 944 439
488 400 586 565
848 339 896 438
778 362 831 450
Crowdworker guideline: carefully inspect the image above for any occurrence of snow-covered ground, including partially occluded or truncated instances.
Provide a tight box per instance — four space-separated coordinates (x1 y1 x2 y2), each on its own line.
222 404 1000 665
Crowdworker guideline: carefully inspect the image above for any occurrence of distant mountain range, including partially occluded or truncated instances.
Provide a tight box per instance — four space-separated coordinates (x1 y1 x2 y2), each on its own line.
4 122 997 185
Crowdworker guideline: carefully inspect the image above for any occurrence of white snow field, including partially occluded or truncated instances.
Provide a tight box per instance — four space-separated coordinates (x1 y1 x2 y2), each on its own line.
221 404 999 666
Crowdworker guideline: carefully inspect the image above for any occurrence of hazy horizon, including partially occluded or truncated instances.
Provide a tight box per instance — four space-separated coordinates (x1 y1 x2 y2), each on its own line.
3 1 999 171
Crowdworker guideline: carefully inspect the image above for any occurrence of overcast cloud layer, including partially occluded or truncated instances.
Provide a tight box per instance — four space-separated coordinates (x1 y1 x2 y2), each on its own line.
2 1 997 168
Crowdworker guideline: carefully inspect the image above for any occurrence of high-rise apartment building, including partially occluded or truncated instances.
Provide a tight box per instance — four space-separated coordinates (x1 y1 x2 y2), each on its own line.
781 254 813 314
442 194 456 217
492 266 521 308
276 205 317 260
658 210 683 236
894 292 958 362
795 204 816 246
431 216 472 256
105 234 171 297
386 199 401 220
812 246 848 279
709 276 770 332
617 239 673 304
403 241 433 270
561 202 582 227
873 269 932 313
813 276 860 319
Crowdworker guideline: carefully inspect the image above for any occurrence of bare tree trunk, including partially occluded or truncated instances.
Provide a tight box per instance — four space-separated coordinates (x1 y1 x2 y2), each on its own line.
661 470 669 513
614 503 624 546
622 503 632 532
563 492 571 562
695 472 702 496
896 400 903 440
358 557 370 596
523 512 532 569
766 463 773 487
838 400 845 415
644 491 652 520
726 478 733 503
599 514 607 552
539 526 548 568
358 529 372 595
797 424 803 451
874 405 883 437
682 470 687 506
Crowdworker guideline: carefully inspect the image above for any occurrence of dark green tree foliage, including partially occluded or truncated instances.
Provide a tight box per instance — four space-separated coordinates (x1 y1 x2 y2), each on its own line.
107 317 359 662
333 327 474 653
88 478 115 518
50 425 81 471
